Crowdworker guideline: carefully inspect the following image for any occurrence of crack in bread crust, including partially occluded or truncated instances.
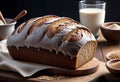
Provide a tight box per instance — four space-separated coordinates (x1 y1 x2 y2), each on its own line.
28 15 59 35
46 17 75 37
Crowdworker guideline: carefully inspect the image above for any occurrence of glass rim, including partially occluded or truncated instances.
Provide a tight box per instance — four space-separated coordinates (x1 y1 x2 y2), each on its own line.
79 0 106 5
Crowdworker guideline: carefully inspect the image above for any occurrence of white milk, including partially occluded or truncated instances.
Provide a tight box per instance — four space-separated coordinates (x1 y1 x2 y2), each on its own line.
79 8 105 35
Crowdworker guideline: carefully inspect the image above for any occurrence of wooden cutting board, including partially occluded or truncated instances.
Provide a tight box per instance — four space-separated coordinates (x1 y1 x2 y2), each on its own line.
0 59 120 82
0 58 99 82
44 58 99 76
29 61 120 82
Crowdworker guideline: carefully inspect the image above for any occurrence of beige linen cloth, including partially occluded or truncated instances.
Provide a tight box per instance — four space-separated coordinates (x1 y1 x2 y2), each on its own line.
0 39 57 77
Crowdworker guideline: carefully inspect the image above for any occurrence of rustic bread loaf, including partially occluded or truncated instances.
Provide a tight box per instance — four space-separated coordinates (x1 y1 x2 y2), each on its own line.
7 15 97 69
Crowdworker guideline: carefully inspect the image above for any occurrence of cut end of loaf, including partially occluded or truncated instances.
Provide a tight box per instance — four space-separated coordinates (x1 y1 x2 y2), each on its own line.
76 41 97 68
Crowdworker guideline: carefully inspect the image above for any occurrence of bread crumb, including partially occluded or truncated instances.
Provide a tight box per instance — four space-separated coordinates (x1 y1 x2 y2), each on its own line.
37 75 69 81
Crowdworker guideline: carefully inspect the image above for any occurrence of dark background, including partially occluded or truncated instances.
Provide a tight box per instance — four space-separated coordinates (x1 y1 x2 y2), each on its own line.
0 0 120 26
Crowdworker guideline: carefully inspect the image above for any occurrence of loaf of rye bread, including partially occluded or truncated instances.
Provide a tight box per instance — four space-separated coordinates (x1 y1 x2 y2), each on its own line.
7 15 97 69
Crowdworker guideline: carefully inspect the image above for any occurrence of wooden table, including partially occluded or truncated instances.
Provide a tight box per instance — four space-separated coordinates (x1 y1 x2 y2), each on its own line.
0 34 120 82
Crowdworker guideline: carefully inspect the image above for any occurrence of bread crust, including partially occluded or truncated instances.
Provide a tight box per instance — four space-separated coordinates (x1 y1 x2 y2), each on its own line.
7 15 97 69
29 15 59 34
7 41 97 69
7 46 77 69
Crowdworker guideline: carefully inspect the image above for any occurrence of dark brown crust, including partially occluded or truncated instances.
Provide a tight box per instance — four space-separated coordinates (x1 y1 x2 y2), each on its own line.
18 22 26 33
28 15 59 34
18 18 37 33
46 17 74 38
12 18 37 35
7 40 97 70
12 22 26 35
7 46 77 69
63 28 82 42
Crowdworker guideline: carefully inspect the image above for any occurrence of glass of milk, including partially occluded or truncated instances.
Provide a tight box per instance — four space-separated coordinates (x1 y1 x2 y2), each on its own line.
79 0 106 39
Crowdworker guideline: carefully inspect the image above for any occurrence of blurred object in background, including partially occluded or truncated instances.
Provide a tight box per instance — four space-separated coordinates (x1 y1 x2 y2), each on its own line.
0 0 120 26
0 0 79 26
